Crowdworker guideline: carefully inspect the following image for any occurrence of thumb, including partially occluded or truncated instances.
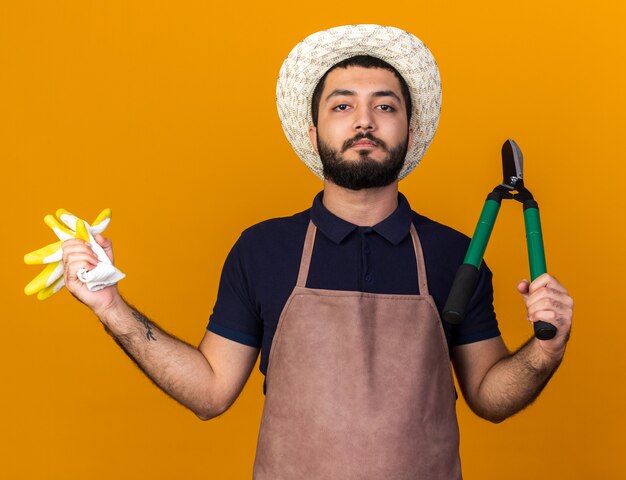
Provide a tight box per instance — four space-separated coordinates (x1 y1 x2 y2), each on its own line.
94 234 114 263
517 279 530 301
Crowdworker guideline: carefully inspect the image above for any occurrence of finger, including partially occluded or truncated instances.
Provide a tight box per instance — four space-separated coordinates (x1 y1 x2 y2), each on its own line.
527 295 573 318
75 219 90 242
86 231 113 265
525 287 574 311
528 307 572 331
529 310 559 328
61 240 94 260
24 261 65 295
94 234 114 262
90 208 112 235
63 251 99 269
94 234 111 249
528 311 568 332
516 279 530 304
527 296 567 318
37 276 65 300
527 301 573 331
62 239 99 267
64 257 100 283
528 273 568 295
517 278 530 293
24 241 63 264
44 214 75 241
56 208 79 231
62 238 92 248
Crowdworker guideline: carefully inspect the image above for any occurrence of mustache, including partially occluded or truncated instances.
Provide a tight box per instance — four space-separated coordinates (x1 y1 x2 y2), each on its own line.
341 133 387 152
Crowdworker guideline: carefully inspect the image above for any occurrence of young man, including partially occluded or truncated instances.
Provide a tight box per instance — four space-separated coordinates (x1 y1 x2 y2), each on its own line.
62 25 573 479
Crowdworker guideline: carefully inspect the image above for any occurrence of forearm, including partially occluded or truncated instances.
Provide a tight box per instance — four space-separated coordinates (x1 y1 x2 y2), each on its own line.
454 274 573 423
472 337 563 423
98 297 223 419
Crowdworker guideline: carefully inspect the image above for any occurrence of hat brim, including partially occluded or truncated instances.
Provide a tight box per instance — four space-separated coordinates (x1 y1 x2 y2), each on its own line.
276 24 442 180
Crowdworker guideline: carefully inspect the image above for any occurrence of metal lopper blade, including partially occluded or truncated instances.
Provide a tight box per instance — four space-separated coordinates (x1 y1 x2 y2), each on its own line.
501 139 524 189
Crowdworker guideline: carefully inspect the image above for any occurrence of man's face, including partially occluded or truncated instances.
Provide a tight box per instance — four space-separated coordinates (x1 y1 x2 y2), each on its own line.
309 66 412 190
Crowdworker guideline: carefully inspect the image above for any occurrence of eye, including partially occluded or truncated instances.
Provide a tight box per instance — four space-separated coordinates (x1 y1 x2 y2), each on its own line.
377 104 395 112
333 104 350 111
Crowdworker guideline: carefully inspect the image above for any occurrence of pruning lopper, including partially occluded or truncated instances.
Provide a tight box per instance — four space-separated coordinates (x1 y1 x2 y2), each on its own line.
443 139 557 340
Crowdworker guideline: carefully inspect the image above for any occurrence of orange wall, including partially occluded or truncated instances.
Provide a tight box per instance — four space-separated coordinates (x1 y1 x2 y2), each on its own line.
2 1 624 478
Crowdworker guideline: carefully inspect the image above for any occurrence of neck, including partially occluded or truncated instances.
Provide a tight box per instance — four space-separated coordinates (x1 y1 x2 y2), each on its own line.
322 181 399 226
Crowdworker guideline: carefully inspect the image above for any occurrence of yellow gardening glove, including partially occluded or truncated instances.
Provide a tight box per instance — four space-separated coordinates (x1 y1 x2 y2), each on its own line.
24 208 124 300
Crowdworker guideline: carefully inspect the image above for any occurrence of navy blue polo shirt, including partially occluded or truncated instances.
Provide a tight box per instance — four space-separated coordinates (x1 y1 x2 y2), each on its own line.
208 191 500 377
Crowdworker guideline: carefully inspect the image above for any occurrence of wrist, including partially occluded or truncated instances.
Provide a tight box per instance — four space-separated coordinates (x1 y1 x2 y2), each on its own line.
95 293 130 330
530 337 565 370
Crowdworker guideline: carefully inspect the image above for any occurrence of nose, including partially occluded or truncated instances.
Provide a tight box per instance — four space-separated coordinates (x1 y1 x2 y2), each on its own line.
353 107 375 132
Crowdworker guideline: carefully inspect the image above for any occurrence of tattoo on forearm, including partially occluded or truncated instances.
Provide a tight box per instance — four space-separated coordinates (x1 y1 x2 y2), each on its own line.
132 310 157 341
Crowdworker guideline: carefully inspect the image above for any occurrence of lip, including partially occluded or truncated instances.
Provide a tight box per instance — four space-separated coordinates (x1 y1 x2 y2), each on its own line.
350 140 377 148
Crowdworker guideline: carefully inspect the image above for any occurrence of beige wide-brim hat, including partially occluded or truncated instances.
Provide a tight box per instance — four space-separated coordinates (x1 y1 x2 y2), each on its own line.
276 24 442 180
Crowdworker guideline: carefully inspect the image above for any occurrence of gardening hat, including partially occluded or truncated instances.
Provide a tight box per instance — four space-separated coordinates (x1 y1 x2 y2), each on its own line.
276 24 442 180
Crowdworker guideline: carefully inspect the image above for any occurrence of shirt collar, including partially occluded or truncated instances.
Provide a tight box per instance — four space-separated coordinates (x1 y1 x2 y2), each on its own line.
310 190 413 245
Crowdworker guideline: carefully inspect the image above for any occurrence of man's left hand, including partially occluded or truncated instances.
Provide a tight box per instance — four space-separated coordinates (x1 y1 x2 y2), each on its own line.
517 273 574 359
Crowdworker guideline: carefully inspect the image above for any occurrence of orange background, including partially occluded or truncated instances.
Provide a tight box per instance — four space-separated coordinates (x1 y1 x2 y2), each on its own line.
2 1 625 478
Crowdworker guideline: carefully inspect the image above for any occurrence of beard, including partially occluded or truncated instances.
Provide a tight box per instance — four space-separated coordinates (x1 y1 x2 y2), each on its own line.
317 132 408 191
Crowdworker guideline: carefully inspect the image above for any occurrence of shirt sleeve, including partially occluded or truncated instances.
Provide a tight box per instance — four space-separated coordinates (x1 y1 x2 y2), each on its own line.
449 261 501 346
207 235 263 348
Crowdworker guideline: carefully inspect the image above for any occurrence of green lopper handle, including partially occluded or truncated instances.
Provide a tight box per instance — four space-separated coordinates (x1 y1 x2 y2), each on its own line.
524 202 557 340
443 198 501 324
465 199 501 268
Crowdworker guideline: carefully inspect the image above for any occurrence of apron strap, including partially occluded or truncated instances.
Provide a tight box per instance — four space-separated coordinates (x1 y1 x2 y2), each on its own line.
296 220 317 288
409 223 429 296
297 219 430 295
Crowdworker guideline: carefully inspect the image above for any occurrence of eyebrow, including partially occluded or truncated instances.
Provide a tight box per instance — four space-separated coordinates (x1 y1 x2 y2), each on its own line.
325 89 402 102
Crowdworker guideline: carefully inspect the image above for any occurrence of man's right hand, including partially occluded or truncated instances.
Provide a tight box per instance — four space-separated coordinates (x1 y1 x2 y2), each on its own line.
62 234 122 317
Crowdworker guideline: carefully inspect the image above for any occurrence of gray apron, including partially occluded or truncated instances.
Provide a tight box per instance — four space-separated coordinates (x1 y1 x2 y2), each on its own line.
253 220 462 479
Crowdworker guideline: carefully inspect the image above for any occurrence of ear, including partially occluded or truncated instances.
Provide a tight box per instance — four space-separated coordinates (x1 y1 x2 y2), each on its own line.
308 126 319 154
